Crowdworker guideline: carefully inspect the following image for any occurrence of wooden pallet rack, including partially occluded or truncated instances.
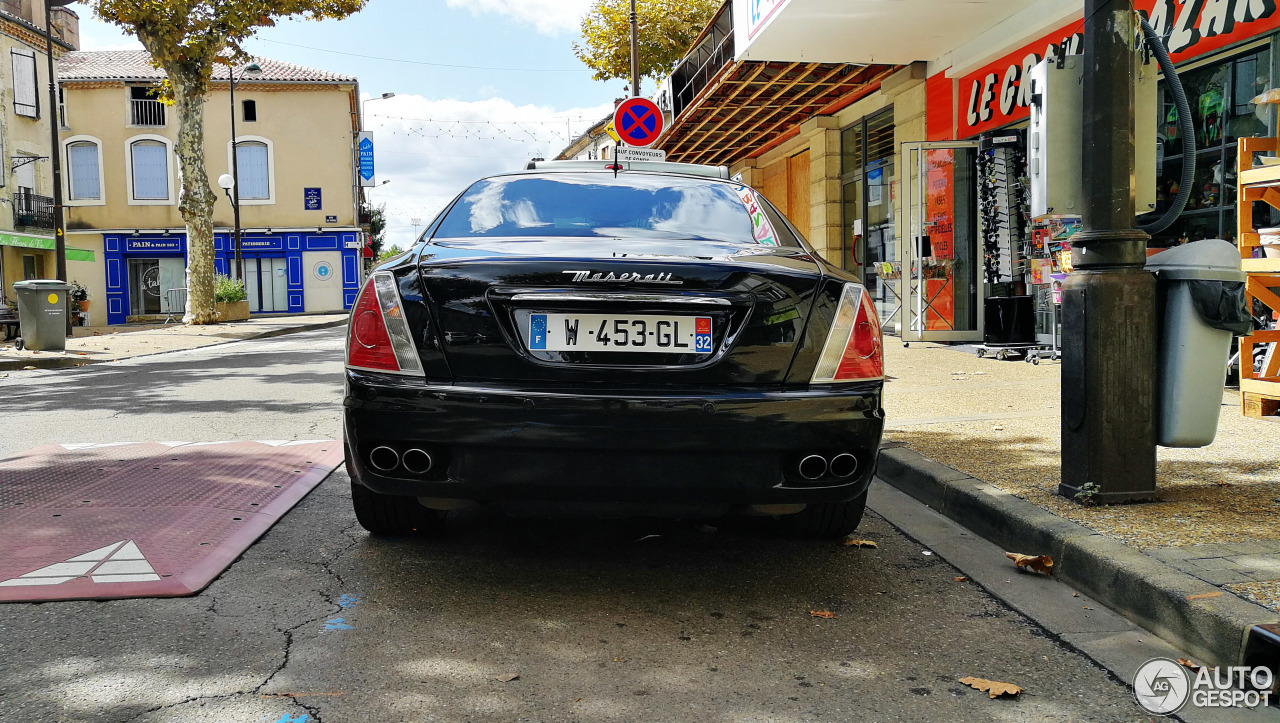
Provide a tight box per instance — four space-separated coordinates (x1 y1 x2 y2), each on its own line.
1236 138 1280 419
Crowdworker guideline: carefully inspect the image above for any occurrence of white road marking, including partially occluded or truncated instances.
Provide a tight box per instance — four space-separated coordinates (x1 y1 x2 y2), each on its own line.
0 539 161 587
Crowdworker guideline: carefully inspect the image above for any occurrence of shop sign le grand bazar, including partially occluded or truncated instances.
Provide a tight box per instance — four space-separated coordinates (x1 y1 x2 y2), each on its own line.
959 0 1280 137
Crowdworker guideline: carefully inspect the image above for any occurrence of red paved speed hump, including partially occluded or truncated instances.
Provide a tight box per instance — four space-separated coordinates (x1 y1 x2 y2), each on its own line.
0 440 342 603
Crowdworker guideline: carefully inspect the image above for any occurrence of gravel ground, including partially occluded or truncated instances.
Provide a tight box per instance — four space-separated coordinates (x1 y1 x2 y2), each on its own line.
882 341 1280 611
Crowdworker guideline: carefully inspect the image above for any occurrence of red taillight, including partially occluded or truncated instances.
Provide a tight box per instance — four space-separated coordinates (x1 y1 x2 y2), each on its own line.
346 272 423 375
811 283 884 383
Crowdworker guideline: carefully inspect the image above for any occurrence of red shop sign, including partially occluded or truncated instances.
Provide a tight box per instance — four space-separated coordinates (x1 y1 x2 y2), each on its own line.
955 0 1280 138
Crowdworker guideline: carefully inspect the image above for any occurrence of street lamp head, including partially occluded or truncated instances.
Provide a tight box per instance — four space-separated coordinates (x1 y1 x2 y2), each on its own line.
380 92 396 100
217 174 235 190
243 62 263 77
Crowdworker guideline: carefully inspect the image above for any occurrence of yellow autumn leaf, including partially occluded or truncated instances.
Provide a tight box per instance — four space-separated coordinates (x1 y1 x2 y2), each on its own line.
843 537 878 548
809 610 835 619
1005 552 1054 575
958 676 1023 698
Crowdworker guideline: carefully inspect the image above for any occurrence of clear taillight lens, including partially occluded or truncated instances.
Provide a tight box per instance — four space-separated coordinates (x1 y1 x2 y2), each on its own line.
346 271 423 375
811 283 883 383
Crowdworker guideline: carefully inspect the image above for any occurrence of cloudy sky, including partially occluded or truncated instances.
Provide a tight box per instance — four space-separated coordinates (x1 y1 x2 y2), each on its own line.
77 0 624 249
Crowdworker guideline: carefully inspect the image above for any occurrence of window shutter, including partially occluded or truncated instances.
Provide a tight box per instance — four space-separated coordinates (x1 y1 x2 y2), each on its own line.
11 50 38 118
236 142 270 199
131 141 170 200
69 143 101 200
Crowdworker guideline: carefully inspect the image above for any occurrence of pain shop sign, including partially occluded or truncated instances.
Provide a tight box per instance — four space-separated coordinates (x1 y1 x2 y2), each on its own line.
957 0 1280 137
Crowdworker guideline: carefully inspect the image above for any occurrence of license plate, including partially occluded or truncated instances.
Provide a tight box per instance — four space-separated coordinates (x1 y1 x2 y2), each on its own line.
529 314 713 354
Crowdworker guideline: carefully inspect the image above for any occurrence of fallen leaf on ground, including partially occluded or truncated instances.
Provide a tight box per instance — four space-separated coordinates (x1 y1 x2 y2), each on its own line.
954 576 968 582
494 673 520 682
1177 658 1204 673
958 677 1023 698
1005 552 1053 575
993 426 1005 431
809 610 835 619
1187 591 1223 600
1072 592 1079 597
843 537 878 548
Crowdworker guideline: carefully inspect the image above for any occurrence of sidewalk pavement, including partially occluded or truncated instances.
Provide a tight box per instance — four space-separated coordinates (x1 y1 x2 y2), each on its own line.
878 341 1280 669
0 314 348 372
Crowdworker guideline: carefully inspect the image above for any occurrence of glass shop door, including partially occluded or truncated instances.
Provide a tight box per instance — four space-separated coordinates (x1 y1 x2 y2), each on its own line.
900 141 984 343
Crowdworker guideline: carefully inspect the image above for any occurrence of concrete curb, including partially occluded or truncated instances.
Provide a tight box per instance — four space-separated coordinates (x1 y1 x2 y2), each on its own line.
0 318 348 372
878 446 1279 668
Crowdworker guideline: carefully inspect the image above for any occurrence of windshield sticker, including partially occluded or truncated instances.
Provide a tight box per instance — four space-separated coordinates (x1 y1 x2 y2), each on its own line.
733 184 780 246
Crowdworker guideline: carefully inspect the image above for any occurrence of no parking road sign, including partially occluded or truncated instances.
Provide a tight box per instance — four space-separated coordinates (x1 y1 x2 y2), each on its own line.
613 97 664 148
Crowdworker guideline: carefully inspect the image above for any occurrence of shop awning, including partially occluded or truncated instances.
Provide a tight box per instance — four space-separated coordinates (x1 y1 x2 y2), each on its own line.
657 61 895 167
0 231 95 261
733 0 1045 66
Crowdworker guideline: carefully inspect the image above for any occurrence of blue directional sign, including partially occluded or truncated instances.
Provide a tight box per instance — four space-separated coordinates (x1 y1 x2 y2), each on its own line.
357 133 375 186
304 187 322 211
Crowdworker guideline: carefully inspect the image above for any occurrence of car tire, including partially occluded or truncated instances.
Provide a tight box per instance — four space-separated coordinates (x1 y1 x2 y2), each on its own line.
350 480 447 537
775 491 867 539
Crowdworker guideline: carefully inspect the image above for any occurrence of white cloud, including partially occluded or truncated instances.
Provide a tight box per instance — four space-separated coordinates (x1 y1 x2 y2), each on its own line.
444 0 595 35
361 94 614 250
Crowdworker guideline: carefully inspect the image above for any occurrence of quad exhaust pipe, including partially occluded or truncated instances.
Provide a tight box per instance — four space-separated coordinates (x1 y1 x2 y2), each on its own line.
796 453 859 481
369 446 435 475
402 448 434 475
369 446 400 472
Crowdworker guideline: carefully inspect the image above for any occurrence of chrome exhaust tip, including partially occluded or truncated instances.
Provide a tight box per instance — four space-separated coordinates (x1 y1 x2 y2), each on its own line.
369 446 400 472
829 453 858 478
402 448 434 475
798 454 828 481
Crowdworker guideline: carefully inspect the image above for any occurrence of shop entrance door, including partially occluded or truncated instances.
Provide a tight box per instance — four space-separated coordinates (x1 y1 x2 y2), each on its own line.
900 142 983 343
129 258 185 316
244 257 288 313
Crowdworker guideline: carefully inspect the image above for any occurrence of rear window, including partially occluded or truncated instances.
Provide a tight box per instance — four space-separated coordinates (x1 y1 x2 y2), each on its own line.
433 173 786 245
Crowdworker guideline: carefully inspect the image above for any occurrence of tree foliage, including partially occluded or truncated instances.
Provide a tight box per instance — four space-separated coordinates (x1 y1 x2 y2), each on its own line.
366 202 388 259
573 0 720 87
88 0 366 324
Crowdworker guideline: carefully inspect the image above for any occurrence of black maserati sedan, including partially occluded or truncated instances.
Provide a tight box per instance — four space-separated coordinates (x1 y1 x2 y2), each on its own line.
343 160 884 538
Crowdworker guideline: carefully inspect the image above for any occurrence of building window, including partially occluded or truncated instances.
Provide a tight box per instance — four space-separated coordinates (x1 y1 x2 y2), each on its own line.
67 140 102 201
130 139 171 201
11 49 38 118
841 107 896 321
129 86 166 126
243 99 257 122
58 87 68 128
22 254 44 280
1154 45 1273 245
234 140 270 200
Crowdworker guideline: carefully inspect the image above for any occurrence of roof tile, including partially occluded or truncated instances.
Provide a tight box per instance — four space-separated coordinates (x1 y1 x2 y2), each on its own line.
57 50 356 83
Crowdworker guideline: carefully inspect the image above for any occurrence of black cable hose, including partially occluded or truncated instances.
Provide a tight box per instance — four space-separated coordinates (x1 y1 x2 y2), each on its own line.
1138 14 1195 236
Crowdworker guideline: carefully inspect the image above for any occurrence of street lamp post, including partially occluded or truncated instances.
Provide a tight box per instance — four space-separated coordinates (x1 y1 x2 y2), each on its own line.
45 0 75 333
361 92 395 130
217 174 241 289
227 61 261 281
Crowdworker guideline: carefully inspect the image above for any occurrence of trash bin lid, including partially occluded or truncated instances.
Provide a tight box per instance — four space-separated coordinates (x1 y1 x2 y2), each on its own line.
12 279 70 290
1145 239 1246 282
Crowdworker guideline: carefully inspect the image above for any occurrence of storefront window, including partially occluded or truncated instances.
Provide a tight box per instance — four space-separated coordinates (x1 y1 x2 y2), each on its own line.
840 108 896 325
1154 45 1272 245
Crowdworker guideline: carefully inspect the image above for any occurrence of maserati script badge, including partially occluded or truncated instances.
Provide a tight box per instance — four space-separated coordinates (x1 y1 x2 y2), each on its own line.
562 270 683 285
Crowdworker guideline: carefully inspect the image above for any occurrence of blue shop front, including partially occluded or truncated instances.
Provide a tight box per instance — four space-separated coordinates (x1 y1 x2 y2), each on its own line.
102 230 361 325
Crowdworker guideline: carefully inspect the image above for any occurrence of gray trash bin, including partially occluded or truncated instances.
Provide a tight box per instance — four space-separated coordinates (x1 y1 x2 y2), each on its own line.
13 279 70 352
1146 240 1250 448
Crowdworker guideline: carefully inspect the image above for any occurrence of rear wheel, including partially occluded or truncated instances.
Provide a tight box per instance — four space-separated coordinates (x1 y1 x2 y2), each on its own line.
351 480 447 536
775 491 867 539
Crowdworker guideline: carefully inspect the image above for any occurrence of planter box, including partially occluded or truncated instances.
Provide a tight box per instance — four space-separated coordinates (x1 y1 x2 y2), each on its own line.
215 300 251 322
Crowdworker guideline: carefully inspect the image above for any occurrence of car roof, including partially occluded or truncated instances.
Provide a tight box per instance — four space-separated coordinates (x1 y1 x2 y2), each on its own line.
516 159 732 181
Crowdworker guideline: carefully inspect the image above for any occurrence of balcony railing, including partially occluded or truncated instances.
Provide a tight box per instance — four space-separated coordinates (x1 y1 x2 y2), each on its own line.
671 3 735 119
130 98 166 126
13 190 54 229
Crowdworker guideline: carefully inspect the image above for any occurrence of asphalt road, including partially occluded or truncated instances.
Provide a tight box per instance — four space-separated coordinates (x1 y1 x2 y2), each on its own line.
0 328 1152 722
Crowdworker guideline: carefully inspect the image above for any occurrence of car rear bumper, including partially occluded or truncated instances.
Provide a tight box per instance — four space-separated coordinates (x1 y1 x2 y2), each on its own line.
343 371 884 508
